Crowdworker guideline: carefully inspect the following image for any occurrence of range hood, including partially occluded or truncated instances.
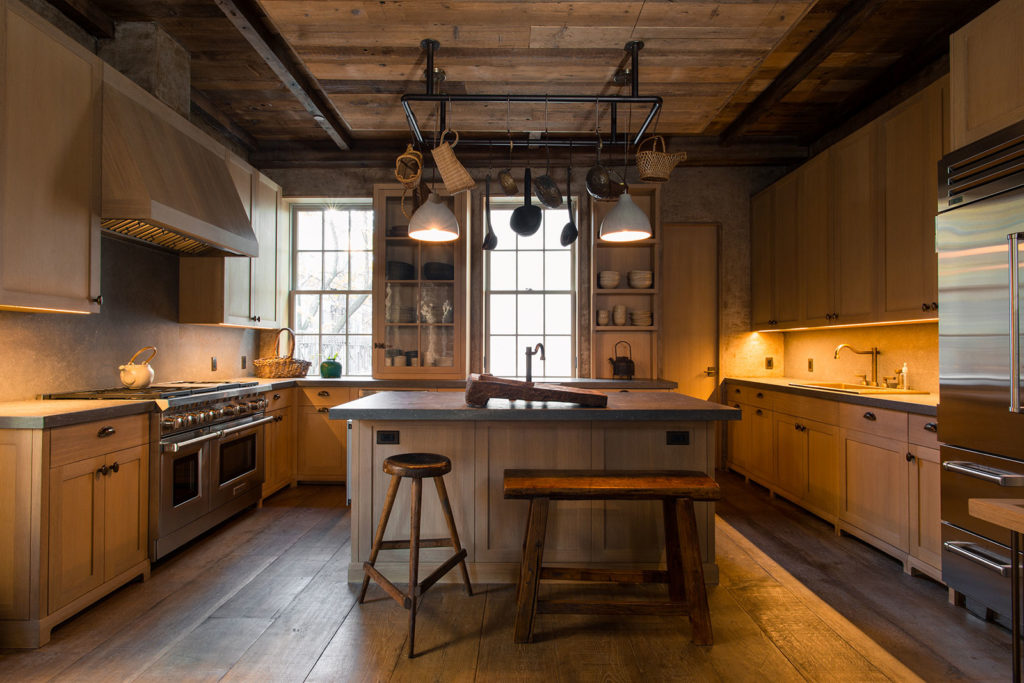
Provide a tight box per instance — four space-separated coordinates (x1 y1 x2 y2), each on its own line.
101 66 258 257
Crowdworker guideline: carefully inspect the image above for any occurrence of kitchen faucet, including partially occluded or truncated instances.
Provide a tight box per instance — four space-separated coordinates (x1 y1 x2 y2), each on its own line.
524 343 545 382
834 343 881 386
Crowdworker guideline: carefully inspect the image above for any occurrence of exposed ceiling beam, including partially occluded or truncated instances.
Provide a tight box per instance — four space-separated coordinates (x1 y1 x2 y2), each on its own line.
190 87 258 153
250 136 808 170
720 0 887 145
45 0 114 38
212 0 354 151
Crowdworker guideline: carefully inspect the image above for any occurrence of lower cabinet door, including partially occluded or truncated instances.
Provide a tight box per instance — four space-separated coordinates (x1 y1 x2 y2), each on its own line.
748 406 775 482
804 420 838 520
263 407 295 497
49 455 105 612
839 429 909 552
774 413 808 501
727 401 751 470
296 405 346 480
909 444 942 570
103 445 148 581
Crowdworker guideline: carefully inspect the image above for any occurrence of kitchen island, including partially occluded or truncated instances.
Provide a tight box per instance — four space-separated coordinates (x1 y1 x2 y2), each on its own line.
330 390 739 584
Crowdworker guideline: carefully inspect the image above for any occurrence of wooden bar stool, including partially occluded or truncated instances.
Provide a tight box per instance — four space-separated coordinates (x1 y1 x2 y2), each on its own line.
503 469 721 645
358 452 473 658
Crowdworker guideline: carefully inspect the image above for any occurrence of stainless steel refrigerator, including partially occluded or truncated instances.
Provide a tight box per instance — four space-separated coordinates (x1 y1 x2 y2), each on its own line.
938 120 1024 618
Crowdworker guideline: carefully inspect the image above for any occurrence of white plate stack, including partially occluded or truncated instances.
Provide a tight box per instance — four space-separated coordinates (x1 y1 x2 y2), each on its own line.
598 270 621 288
628 270 653 288
630 309 652 327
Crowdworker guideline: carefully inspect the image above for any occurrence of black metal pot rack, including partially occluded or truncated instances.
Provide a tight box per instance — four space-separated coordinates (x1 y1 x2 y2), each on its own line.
401 39 662 150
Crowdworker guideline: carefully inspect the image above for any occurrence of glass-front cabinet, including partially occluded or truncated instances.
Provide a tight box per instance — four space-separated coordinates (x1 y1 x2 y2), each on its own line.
372 185 468 378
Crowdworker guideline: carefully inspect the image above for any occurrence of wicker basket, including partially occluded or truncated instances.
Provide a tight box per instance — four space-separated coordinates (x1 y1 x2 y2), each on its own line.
432 129 476 194
635 136 686 183
253 328 311 378
394 144 423 189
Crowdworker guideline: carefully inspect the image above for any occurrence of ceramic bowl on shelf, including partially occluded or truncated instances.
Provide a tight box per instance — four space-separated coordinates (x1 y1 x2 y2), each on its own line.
598 270 621 288
386 260 416 280
630 309 653 326
612 304 627 326
596 309 610 326
627 270 653 288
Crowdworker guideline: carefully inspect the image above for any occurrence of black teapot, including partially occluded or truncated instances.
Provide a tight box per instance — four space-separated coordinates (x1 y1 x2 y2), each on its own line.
609 341 635 379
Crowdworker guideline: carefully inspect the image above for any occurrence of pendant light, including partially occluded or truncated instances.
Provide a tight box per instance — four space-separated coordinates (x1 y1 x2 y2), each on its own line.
408 193 460 241
599 104 651 242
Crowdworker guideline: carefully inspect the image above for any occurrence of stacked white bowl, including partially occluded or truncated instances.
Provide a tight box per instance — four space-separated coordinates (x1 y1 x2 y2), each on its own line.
598 270 621 288
630 309 653 327
612 304 627 326
628 270 653 288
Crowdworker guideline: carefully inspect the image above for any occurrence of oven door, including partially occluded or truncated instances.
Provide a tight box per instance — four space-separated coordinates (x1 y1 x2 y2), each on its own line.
159 437 211 534
209 418 268 510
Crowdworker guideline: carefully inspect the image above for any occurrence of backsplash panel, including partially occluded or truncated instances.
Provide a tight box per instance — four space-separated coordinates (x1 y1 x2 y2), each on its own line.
0 236 256 401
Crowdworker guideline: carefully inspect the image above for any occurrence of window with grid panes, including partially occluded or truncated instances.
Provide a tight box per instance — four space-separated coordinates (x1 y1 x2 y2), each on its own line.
485 197 577 378
291 203 374 376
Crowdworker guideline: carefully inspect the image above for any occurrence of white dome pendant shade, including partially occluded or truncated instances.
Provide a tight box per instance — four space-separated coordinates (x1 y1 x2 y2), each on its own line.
408 194 460 241
599 192 652 242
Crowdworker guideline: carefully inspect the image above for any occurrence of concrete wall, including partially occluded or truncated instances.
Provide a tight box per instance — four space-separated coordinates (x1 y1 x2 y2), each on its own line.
0 237 256 401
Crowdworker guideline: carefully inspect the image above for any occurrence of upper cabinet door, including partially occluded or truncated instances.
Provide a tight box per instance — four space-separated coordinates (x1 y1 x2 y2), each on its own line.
796 152 833 326
771 173 801 328
750 187 774 330
250 173 283 327
0 0 102 313
950 0 1024 149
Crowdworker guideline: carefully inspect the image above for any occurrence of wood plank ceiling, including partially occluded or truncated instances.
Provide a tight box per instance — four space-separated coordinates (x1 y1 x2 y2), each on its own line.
78 0 997 165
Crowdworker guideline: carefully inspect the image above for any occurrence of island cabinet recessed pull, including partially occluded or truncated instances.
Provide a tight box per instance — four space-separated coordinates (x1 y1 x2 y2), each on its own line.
97 425 116 438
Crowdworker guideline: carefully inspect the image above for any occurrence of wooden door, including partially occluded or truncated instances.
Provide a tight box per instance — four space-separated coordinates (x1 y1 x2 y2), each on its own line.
796 153 834 326
839 429 909 552
661 223 718 400
908 443 942 571
250 173 282 326
727 401 751 471
771 174 801 327
750 188 774 329
881 79 944 321
295 405 346 480
49 454 105 612
804 420 839 521
103 446 147 581
1 2 102 313
830 124 880 325
748 406 775 483
262 406 295 498
773 413 807 502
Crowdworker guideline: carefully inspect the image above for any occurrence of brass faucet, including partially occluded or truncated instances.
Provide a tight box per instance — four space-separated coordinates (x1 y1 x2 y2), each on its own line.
834 344 881 386
525 343 545 382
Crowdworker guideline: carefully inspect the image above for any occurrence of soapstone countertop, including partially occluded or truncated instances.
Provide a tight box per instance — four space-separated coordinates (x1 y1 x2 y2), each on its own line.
0 400 154 429
724 377 938 417
329 389 740 422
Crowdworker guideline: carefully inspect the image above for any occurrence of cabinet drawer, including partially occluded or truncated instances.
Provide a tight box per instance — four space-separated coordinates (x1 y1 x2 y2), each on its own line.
264 388 294 411
773 393 838 425
725 384 773 409
50 414 149 467
838 403 907 440
908 414 939 449
300 387 349 406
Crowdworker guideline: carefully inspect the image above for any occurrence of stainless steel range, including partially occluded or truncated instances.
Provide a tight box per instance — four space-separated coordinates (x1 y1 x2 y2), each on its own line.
48 381 277 559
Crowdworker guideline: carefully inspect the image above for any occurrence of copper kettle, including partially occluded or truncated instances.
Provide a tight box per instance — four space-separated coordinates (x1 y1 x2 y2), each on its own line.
609 341 635 379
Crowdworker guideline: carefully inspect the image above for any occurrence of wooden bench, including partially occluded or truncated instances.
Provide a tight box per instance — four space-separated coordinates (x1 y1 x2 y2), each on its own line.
503 469 721 645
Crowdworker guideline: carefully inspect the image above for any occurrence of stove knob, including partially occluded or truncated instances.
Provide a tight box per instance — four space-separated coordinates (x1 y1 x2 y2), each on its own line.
222 405 236 417
204 410 216 422
161 417 177 431
249 400 264 411
236 402 249 414
183 413 196 428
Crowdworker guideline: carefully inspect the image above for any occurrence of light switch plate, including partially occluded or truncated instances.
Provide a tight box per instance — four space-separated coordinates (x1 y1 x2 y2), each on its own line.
765 356 774 370
808 358 814 372
211 356 217 371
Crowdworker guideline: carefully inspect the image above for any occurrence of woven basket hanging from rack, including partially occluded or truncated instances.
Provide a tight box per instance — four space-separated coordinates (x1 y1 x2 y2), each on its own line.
252 327 312 378
395 144 423 188
432 129 475 194
635 136 686 183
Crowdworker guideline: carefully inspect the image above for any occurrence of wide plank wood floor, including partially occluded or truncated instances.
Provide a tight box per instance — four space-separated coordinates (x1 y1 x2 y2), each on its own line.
0 481 988 681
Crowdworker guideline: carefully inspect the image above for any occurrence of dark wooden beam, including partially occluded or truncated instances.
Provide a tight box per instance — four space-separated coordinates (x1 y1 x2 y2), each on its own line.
45 0 114 38
212 0 354 151
189 87 258 153
720 0 887 144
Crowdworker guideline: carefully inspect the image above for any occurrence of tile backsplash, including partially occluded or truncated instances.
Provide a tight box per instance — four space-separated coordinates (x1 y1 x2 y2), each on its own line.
783 323 938 394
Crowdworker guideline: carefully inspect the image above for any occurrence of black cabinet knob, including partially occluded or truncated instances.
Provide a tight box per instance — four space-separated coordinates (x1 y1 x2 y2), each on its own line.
924 422 938 433
110 461 119 473
91 295 103 305
318 390 330 397
906 452 915 463
863 411 877 421
97 426 116 438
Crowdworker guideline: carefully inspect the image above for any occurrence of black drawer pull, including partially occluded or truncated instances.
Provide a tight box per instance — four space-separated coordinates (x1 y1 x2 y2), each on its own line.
96 465 109 477
906 452 915 462
756 392 764 399
273 393 282 400
97 426 116 438
734 388 740 394
863 412 876 421
755 409 763 416
318 390 330 397
318 407 329 413
924 422 937 433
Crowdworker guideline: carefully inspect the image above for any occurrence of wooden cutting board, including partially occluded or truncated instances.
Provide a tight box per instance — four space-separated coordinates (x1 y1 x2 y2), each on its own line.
464 373 608 408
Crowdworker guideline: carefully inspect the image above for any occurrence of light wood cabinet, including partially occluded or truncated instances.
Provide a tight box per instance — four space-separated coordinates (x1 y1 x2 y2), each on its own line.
295 388 350 481
750 189 774 329
796 153 833 326
591 185 661 378
774 413 838 521
950 0 1024 149
0 0 102 314
839 426 909 553
750 175 800 329
262 389 295 500
372 185 468 378
908 443 942 578
179 163 287 328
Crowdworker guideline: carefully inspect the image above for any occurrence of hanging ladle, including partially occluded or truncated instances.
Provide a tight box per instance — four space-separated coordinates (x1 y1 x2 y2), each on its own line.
483 174 497 250
510 168 542 236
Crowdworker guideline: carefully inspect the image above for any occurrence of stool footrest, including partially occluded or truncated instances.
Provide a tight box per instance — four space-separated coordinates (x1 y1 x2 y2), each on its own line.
379 538 453 550
541 566 669 584
362 563 411 609
417 549 469 596
538 599 688 616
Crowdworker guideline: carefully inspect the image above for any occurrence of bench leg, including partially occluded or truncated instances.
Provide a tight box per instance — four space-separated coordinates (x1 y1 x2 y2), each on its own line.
676 497 713 645
662 498 686 603
513 497 549 644
434 475 473 596
408 478 422 658
359 474 402 604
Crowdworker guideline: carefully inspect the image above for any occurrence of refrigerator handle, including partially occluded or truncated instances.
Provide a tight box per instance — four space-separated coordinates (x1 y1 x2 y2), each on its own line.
1011 232 1023 413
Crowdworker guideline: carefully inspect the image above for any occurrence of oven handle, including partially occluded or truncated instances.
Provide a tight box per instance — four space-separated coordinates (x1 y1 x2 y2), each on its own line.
942 460 1024 486
220 414 278 436
943 541 1013 577
161 415 280 452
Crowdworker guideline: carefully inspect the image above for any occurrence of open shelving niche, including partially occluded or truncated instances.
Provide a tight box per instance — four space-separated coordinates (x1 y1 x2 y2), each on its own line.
589 184 661 380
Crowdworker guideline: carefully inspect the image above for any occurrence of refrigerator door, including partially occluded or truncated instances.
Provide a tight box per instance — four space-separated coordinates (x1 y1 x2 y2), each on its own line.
937 185 1024 457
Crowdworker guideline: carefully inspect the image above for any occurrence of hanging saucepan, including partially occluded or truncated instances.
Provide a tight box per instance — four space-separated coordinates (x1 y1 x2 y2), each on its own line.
534 143 562 209
510 168 542 236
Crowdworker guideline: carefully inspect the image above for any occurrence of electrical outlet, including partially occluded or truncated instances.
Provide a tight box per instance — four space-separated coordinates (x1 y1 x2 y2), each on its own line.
241 355 247 369
808 358 814 372
211 356 217 371
765 356 774 370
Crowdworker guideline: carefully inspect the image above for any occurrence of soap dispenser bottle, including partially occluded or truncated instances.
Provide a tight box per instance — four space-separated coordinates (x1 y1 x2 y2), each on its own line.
900 362 909 390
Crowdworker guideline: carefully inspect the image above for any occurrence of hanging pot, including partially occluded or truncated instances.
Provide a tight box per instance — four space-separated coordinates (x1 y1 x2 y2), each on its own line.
586 141 613 200
608 341 635 379
534 145 562 209
510 168 542 236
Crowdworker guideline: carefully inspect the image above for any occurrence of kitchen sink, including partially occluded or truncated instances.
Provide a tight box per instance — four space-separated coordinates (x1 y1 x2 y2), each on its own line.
788 381 929 395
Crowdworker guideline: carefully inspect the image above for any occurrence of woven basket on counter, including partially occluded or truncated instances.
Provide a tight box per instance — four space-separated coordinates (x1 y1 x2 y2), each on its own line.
635 136 686 183
253 327 311 378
